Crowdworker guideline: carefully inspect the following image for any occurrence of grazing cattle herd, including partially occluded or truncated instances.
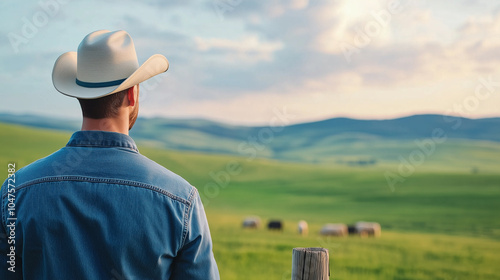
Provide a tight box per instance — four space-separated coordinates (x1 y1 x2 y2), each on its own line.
242 216 381 237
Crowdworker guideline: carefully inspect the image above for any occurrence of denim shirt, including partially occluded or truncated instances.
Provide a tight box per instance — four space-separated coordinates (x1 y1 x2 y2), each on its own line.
0 131 219 280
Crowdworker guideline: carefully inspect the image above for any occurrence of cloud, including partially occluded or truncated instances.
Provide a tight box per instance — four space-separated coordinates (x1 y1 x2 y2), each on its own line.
196 0 500 111
458 11 500 63
194 35 283 63
290 0 309 10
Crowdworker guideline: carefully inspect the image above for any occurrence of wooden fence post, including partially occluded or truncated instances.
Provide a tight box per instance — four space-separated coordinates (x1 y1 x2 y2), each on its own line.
291 247 329 280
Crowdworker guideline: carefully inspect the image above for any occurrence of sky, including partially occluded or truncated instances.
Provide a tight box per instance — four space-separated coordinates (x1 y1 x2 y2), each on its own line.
1 0 499 125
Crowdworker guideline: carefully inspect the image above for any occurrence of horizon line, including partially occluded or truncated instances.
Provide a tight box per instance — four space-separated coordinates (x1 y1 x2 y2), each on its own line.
1 111 500 128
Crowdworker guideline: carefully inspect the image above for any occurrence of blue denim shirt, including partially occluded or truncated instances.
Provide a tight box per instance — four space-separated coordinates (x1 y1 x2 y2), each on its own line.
0 131 219 280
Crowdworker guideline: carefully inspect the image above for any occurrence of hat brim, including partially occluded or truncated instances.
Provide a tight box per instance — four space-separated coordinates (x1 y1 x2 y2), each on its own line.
52 52 169 99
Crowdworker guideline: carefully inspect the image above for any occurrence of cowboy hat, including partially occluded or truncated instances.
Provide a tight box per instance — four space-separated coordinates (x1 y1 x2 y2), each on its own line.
52 30 169 99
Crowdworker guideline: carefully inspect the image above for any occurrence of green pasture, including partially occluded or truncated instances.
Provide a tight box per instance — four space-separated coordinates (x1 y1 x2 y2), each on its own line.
1 122 500 279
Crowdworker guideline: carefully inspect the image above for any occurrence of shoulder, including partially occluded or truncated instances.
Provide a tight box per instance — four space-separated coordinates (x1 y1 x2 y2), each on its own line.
132 153 197 201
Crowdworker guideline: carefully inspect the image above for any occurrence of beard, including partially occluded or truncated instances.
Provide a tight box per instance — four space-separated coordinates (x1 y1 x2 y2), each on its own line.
128 100 139 130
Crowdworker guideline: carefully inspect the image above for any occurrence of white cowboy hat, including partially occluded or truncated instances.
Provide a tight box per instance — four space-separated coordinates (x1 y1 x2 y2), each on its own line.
52 30 169 99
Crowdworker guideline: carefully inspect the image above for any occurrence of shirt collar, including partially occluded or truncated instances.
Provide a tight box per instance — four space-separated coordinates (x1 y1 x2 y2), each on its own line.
66 131 139 153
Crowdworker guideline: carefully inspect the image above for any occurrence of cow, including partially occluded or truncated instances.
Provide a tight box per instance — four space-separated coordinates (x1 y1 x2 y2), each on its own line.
297 220 308 236
267 220 283 231
355 221 381 237
242 216 261 229
347 225 357 235
320 224 348 237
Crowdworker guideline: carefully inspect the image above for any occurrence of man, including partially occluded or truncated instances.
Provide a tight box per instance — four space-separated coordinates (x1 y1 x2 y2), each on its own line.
0 30 219 279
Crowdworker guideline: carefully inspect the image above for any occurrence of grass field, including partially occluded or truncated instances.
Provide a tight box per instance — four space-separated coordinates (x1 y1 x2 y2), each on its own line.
1 122 500 279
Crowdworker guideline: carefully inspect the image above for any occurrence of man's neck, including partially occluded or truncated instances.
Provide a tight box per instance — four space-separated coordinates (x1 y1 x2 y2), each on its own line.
81 116 129 135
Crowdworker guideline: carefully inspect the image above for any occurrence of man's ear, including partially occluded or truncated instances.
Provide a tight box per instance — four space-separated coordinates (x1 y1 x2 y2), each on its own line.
127 86 136 107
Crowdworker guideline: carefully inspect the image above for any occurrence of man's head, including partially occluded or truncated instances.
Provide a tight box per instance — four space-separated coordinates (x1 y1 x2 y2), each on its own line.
52 30 168 132
77 85 140 131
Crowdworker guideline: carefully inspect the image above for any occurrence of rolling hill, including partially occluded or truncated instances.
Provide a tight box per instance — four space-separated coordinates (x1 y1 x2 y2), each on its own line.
1 113 499 170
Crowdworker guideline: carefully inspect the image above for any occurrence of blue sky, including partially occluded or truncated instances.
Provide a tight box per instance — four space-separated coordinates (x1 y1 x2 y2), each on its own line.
1 0 500 125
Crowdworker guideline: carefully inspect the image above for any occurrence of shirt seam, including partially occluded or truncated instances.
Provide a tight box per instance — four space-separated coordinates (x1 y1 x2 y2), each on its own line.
2 176 191 205
180 187 197 248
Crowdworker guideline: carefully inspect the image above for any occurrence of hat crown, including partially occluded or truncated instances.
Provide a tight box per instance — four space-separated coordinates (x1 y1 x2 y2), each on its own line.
76 30 139 83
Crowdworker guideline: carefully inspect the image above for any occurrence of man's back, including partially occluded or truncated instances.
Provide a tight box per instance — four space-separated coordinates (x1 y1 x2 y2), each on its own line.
0 131 219 279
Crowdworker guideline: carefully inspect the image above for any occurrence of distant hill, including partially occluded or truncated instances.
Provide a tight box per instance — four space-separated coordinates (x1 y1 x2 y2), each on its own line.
1 113 499 166
0 113 81 132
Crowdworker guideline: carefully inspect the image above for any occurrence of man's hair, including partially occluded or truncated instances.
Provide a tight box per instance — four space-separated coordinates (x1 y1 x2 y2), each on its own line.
78 90 128 119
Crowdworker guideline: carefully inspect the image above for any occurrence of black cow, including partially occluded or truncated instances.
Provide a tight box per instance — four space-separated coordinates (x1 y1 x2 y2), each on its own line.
267 220 283 231
347 225 357 235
